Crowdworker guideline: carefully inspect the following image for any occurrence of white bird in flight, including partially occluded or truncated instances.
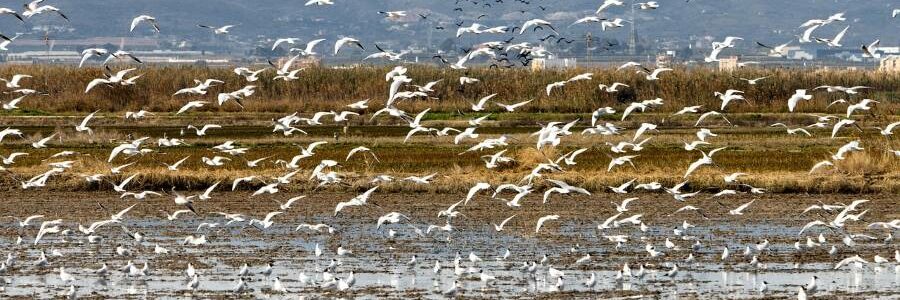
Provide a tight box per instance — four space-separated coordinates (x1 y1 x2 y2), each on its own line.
198 24 235 35
535 215 560 233
334 37 365 55
130 15 160 32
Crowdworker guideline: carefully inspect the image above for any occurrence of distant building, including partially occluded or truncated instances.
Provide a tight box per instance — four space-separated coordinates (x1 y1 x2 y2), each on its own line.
531 58 577 71
15 37 160 51
782 46 815 60
880 56 900 72
718 56 739 72
2 49 232 66
276 55 321 68
531 59 545 71
876 47 900 56
655 52 674 68
3 51 79 64
816 48 865 61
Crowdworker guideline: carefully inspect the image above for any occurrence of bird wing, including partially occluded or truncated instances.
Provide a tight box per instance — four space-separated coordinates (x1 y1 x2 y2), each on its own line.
111 204 137 220
684 159 706 178
708 147 727 157
476 93 497 108
831 121 848 138
77 111 98 128
508 99 532 109
832 26 849 44
115 68 137 79
304 39 326 53
263 211 283 222
130 16 145 32
334 200 356 216
883 121 900 133
465 183 489 204
651 68 672 77
499 214 516 227
734 200 754 212
412 108 430 126
305 141 327 152
107 143 134 162
542 187 564 203
798 220 827 235
85 78 110 93
834 255 867 269
283 195 305 207
788 93 810 112
9 74 29 86
345 147 364 160
87 219 118 232
35 132 55 144
201 182 221 197
442 200 463 215
232 176 252 190
621 103 640 121
800 24 821 41
173 156 190 167
334 38 349 54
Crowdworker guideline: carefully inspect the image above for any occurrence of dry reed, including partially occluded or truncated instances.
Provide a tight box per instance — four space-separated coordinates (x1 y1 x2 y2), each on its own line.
0 65 897 115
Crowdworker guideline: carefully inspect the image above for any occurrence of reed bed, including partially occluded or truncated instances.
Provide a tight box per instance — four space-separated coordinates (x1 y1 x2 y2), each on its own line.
3 155 896 194
0 65 898 114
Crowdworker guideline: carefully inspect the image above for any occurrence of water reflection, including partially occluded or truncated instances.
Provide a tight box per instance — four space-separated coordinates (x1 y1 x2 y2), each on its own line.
0 218 896 298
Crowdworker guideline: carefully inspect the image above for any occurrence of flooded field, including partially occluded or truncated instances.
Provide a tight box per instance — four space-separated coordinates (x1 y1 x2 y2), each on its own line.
1 1 899 299
0 192 896 299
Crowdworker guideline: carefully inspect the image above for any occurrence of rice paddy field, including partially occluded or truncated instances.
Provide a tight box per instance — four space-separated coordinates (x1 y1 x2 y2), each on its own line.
0 107 897 194
0 66 898 299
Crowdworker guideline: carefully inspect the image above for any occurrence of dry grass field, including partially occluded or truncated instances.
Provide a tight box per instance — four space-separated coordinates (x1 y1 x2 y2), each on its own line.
1 65 899 114
1 120 897 194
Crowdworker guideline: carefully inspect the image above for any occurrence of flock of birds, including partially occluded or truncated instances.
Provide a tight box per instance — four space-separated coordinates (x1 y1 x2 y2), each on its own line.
0 0 898 299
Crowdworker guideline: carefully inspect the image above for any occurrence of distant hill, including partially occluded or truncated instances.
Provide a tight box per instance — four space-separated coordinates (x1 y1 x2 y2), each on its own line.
2 0 897 52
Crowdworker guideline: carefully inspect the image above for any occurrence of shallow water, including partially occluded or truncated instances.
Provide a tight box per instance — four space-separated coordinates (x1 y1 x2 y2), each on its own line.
0 212 896 299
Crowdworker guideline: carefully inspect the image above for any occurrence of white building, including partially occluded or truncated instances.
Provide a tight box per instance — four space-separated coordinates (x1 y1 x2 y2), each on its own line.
880 56 900 72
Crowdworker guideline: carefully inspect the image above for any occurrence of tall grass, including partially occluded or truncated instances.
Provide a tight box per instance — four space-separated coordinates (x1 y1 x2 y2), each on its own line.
0 65 897 114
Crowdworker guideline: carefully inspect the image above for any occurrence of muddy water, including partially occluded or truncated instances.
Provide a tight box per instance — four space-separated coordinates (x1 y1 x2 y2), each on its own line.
0 192 896 298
